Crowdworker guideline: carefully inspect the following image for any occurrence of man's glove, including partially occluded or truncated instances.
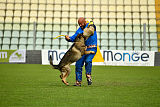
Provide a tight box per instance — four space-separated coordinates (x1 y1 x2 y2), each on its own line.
65 35 70 41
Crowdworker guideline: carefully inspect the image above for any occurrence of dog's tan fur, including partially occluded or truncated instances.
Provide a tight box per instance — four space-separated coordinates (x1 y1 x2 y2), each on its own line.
49 34 95 85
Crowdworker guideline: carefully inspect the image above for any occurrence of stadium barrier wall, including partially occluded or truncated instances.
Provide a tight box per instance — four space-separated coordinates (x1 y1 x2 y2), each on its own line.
155 52 160 66
26 50 41 64
0 50 160 66
42 50 156 66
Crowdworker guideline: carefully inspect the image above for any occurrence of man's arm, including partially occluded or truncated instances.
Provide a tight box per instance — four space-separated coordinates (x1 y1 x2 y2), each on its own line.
65 28 81 42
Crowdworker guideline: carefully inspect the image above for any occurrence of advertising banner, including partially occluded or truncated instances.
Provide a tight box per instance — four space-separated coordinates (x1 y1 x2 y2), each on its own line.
0 50 26 63
42 50 67 65
103 50 155 66
42 50 155 66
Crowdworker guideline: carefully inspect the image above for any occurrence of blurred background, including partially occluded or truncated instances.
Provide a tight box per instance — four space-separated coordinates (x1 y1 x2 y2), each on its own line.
0 0 159 51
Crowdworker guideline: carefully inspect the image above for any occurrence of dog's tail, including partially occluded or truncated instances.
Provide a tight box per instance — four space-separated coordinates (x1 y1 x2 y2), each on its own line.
49 55 59 69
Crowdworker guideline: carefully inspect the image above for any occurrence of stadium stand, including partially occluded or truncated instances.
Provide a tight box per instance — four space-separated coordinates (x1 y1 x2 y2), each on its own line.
0 0 159 51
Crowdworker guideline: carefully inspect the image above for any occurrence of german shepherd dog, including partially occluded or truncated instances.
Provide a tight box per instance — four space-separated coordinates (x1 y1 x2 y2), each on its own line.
49 34 95 85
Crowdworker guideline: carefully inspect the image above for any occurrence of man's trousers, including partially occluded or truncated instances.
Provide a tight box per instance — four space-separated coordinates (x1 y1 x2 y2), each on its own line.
75 47 97 82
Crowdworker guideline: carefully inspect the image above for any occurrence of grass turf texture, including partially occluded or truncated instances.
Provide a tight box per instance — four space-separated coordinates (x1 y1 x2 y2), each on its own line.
0 64 160 107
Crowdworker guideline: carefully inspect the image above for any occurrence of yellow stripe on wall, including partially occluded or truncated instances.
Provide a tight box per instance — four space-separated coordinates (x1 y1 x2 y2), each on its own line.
155 0 160 52
92 45 104 62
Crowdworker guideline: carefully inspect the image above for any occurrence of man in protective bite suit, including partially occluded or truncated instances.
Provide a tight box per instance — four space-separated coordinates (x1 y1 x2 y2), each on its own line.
65 17 97 86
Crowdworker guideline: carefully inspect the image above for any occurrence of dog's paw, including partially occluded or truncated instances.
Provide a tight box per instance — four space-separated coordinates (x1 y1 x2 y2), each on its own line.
62 80 69 86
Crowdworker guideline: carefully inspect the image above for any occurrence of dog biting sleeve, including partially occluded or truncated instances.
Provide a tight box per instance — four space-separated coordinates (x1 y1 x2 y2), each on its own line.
83 21 96 37
83 26 94 37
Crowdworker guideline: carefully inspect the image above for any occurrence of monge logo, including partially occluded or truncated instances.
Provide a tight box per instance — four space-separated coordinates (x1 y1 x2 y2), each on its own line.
0 52 7 59
48 50 66 61
103 51 149 62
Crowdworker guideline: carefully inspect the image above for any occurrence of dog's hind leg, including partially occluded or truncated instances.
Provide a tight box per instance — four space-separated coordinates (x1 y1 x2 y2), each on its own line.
61 65 71 86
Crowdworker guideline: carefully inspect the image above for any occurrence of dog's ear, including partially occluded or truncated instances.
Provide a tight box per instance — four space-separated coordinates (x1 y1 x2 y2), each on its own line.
74 34 85 42
74 34 80 42
77 34 83 39
79 34 85 40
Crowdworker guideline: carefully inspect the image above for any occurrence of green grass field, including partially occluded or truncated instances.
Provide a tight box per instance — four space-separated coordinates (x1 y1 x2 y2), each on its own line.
0 64 160 107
